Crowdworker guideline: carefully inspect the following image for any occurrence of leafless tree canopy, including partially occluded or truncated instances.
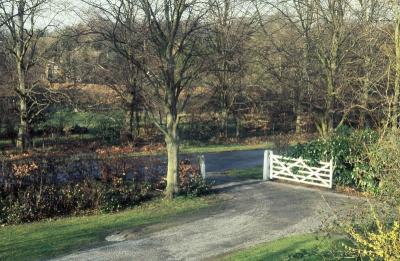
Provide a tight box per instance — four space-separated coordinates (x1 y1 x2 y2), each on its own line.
2 0 400 196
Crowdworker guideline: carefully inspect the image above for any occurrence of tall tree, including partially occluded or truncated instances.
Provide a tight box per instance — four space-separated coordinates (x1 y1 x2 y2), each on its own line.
392 0 400 129
354 0 383 128
140 0 208 198
84 0 209 198
0 0 52 149
206 0 254 139
82 0 146 138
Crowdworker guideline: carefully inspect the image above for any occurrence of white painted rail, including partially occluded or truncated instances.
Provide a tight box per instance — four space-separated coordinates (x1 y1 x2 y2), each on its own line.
263 150 334 189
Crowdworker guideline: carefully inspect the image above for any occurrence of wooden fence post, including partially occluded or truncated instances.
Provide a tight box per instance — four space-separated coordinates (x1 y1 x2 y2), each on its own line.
263 150 272 180
199 155 206 179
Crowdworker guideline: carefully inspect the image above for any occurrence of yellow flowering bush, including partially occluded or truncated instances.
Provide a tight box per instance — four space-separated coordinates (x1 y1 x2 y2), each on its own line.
345 209 400 261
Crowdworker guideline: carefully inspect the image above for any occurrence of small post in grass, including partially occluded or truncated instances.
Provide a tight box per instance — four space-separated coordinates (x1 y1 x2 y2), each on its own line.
263 150 272 181
199 155 206 179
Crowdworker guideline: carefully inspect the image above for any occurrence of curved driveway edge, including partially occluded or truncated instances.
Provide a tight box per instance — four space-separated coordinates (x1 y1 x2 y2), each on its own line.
54 181 363 261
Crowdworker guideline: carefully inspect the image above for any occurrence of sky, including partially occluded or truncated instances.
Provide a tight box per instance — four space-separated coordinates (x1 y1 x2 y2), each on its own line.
38 0 87 27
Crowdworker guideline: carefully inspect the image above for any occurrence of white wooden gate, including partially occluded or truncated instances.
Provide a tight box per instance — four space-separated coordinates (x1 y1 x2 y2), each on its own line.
263 150 334 189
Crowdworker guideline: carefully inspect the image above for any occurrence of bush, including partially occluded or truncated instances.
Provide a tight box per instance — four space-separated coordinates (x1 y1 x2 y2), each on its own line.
345 209 400 261
0 153 214 224
180 120 220 142
353 131 400 204
179 159 212 197
0 179 150 224
287 127 379 190
95 116 123 144
0 154 164 224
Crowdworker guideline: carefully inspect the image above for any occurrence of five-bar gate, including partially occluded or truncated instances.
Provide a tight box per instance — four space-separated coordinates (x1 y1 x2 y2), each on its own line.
263 150 334 189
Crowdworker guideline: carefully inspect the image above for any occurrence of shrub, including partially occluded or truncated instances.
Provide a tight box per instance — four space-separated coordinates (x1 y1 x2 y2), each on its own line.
0 150 215 224
179 159 212 197
345 209 400 261
353 131 400 204
95 116 123 144
0 154 163 224
0 179 150 224
286 127 379 190
180 120 220 142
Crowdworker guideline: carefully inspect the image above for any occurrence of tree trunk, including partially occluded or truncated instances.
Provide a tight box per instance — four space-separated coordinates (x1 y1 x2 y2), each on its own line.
165 113 179 199
326 73 335 131
135 110 140 137
128 107 134 139
16 96 29 150
235 115 240 139
358 71 370 128
393 10 400 130
127 100 140 140
359 80 369 128
221 110 229 139
294 85 303 134
16 63 29 150
14 4 30 150
295 113 302 134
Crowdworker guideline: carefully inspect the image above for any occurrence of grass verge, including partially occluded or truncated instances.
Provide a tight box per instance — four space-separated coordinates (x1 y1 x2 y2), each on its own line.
181 143 273 155
65 142 274 160
218 234 353 261
124 143 273 157
226 166 263 180
0 196 215 261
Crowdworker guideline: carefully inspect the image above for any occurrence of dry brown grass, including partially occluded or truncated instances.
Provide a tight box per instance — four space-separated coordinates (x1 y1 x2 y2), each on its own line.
51 83 122 105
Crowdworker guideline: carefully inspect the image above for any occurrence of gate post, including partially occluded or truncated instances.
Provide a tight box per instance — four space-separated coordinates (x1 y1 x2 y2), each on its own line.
263 150 272 180
199 155 206 179
329 159 334 188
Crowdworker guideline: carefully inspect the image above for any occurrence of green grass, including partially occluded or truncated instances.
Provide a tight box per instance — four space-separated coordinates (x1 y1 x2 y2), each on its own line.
181 143 273 154
219 234 353 261
1 140 273 162
226 166 263 180
114 143 273 159
0 197 214 261
67 142 273 160
0 139 11 145
40 109 124 131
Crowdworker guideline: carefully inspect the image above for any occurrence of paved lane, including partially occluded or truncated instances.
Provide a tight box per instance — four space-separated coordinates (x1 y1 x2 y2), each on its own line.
203 149 265 172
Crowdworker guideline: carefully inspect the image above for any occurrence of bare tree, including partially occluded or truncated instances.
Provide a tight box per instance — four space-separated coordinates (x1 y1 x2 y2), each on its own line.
140 0 208 198
0 0 57 149
81 0 146 139
83 0 209 198
352 0 385 128
206 0 255 139
391 0 400 129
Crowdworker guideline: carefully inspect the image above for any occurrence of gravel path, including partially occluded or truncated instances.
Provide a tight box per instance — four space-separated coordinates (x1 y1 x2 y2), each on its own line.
54 179 362 261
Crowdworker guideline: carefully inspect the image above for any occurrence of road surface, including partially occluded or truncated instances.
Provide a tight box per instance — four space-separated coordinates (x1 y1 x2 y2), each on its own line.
54 179 363 261
202 149 264 172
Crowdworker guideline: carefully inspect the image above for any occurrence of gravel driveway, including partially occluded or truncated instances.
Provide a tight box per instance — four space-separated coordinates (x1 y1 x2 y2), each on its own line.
54 178 362 261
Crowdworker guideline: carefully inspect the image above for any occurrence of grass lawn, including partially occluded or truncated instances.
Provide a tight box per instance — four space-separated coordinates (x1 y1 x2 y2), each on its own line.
109 143 273 160
0 139 11 146
0 197 215 261
181 143 273 154
39 109 124 131
226 166 263 180
75 142 274 159
219 234 354 261
125 143 273 157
